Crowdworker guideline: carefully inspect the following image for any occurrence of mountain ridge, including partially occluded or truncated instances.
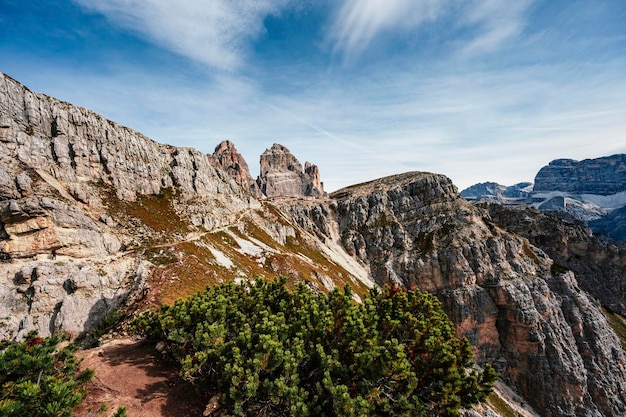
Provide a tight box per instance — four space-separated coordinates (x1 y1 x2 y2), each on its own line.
2 72 626 416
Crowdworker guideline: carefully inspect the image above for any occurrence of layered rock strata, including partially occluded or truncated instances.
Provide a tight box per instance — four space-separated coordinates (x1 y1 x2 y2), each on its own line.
257 143 323 198
533 155 626 195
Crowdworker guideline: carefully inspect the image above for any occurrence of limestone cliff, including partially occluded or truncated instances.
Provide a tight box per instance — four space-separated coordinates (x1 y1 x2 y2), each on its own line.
533 155 626 195
281 172 626 417
209 140 263 198
0 72 257 340
484 203 626 316
256 143 323 198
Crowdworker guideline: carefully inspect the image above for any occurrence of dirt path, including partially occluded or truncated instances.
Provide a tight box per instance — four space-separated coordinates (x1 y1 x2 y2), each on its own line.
76 338 206 417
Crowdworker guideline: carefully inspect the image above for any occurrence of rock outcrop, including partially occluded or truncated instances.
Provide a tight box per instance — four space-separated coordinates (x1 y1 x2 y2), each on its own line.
0 72 258 340
484 203 626 316
284 172 626 417
533 155 626 195
256 143 323 198
209 140 263 198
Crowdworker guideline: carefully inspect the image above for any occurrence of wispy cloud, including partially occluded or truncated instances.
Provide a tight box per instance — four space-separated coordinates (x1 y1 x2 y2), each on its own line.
327 0 449 59
327 0 534 61
72 0 292 71
459 0 534 56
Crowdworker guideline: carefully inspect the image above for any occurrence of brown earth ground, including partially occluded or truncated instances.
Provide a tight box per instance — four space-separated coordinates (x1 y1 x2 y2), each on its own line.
75 338 206 417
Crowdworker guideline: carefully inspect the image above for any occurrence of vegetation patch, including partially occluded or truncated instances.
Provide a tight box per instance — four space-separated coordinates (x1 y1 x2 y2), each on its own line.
486 392 520 417
134 278 496 416
0 332 94 416
126 188 188 235
603 308 626 351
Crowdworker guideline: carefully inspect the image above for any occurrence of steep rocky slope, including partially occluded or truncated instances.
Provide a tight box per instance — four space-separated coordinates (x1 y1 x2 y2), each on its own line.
280 173 626 417
483 203 626 316
0 72 372 342
3 72 626 416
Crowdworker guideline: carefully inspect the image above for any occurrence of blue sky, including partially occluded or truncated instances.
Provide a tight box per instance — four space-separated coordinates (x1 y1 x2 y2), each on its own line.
1 0 625 191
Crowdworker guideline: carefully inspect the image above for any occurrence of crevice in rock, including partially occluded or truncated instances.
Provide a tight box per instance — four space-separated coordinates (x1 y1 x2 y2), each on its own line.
49 301 63 335
67 141 77 169
25 286 35 314
50 139 59 164
98 137 112 176
51 118 58 138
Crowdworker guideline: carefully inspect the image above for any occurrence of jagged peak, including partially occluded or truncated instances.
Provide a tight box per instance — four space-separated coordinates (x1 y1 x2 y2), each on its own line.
257 143 323 198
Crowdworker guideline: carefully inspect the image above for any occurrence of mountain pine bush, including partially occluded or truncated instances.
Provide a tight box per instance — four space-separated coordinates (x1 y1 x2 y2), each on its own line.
0 331 93 417
134 278 496 416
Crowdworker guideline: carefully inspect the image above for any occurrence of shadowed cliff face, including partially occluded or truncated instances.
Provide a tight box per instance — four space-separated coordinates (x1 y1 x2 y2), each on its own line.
281 172 626 417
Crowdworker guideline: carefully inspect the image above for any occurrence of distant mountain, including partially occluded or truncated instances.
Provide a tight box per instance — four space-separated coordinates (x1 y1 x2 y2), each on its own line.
460 181 533 200
461 155 626 241
590 205 626 242
534 155 626 195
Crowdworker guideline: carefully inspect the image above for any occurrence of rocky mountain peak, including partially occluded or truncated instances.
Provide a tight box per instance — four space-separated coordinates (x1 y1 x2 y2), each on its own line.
209 140 263 198
534 154 626 195
257 143 323 198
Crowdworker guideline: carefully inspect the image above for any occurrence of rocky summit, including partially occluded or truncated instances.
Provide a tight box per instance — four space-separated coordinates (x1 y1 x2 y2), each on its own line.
257 143 324 198
209 140 263 199
2 72 626 416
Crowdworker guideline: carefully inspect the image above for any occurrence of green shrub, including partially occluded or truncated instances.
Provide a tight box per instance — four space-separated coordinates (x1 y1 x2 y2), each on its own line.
0 331 93 416
134 278 496 416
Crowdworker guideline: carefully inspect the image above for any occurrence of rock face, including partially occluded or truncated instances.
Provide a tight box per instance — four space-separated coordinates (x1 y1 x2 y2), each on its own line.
285 172 626 417
533 155 626 195
209 140 263 198
484 203 626 316
0 72 257 340
256 143 323 198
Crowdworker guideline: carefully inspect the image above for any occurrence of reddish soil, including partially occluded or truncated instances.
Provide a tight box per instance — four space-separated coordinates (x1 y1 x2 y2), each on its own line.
75 338 206 417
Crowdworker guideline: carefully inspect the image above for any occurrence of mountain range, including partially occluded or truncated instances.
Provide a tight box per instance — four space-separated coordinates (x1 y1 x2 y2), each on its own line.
461 155 626 241
1 72 626 416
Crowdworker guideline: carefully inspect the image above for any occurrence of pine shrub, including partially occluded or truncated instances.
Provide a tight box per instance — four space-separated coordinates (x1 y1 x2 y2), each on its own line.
134 278 497 416
0 331 93 417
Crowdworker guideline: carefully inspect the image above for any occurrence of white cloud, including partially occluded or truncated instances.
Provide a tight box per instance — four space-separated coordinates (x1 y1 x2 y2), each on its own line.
72 0 291 70
328 0 449 59
459 0 534 56
327 0 534 60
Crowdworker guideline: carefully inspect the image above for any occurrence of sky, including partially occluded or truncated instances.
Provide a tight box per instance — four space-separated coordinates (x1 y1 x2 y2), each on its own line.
1 0 625 192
